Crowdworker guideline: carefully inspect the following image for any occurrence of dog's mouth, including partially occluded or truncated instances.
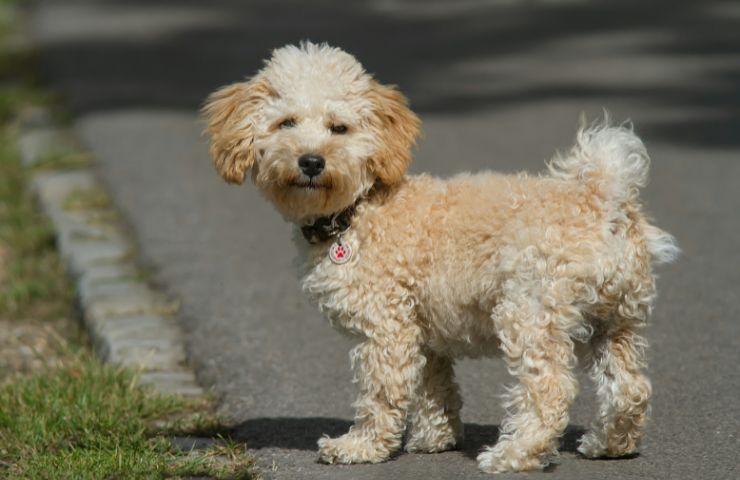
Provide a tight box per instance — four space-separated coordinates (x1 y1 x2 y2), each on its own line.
288 180 332 190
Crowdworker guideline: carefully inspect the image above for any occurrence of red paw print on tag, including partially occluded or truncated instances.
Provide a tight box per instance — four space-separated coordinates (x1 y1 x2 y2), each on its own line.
329 241 352 264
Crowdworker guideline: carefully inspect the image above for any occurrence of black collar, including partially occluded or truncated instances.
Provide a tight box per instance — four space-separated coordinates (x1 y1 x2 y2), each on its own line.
300 204 356 244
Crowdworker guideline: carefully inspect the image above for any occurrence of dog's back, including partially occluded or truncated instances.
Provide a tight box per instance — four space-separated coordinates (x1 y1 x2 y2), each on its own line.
373 124 677 356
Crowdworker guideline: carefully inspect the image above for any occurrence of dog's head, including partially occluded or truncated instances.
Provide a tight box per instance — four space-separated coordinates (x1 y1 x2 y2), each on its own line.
202 42 421 221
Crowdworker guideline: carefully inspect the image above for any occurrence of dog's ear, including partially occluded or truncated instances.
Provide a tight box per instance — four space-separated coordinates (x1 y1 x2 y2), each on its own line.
367 81 421 185
202 78 274 184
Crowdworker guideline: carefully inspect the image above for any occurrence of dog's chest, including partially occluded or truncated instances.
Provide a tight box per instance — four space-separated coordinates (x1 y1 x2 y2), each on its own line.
297 237 371 334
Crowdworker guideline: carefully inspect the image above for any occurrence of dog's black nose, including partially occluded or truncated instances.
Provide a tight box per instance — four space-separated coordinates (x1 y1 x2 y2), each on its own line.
298 154 325 178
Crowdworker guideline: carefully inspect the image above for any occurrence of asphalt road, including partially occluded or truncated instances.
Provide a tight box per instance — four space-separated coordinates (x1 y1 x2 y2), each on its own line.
30 1 739 479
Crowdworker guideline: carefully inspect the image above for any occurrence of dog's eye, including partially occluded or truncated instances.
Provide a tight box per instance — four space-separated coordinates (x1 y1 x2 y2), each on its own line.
279 118 296 129
330 124 348 135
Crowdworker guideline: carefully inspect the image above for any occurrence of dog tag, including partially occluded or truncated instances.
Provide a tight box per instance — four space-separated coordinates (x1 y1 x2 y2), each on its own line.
329 238 353 265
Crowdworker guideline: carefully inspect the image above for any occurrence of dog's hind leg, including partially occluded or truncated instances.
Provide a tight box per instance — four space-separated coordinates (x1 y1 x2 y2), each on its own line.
477 294 579 473
405 351 464 453
578 259 655 459
578 321 652 458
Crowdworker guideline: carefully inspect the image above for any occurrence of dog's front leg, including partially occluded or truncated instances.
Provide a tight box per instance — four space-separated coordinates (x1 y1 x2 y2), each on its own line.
318 326 424 464
405 351 464 453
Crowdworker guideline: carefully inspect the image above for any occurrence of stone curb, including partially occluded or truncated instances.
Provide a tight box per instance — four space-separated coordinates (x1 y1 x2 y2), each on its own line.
20 108 204 397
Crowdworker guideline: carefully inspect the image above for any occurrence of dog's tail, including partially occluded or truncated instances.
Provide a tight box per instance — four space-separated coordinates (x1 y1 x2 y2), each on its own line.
548 117 679 265
548 117 649 206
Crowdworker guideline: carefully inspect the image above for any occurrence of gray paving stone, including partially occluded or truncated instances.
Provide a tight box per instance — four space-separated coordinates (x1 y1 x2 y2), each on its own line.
139 371 204 397
77 266 144 305
58 233 128 273
78 262 139 284
97 315 181 342
85 291 167 324
169 436 219 452
54 213 115 243
94 312 173 330
102 338 186 370
170 436 220 452
19 128 81 167
32 170 97 206
103 335 181 352
63 238 131 277
78 278 152 309
84 311 187 372
18 105 54 129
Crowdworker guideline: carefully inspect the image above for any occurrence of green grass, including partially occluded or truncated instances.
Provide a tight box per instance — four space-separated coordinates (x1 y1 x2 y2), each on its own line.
0 127 74 320
0 354 257 479
0 0 70 319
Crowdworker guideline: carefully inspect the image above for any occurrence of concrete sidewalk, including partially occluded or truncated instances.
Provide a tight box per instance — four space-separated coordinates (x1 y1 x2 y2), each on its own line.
31 1 739 478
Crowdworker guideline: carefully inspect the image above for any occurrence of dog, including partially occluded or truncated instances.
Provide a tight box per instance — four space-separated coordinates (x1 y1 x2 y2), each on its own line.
202 42 678 473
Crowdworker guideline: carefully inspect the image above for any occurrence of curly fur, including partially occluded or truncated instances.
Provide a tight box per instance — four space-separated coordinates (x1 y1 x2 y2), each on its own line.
203 42 678 474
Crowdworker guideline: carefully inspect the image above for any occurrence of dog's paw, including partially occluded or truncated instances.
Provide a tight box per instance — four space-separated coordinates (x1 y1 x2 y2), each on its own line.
405 436 460 454
318 433 391 464
577 429 640 459
405 423 463 454
477 440 549 474
577 431 606 458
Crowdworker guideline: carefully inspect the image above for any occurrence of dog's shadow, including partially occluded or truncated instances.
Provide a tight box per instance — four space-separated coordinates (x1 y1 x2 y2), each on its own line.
230 417 589 459
462 423 588 460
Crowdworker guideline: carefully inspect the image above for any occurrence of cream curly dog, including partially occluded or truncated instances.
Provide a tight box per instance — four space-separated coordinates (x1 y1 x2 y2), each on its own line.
202 42 678 473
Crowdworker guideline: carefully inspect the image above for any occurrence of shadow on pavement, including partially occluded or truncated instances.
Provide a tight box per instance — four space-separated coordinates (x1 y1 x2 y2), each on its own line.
232 417 353 451
229 417 587 460
37 0 740 148
462 423 587 460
